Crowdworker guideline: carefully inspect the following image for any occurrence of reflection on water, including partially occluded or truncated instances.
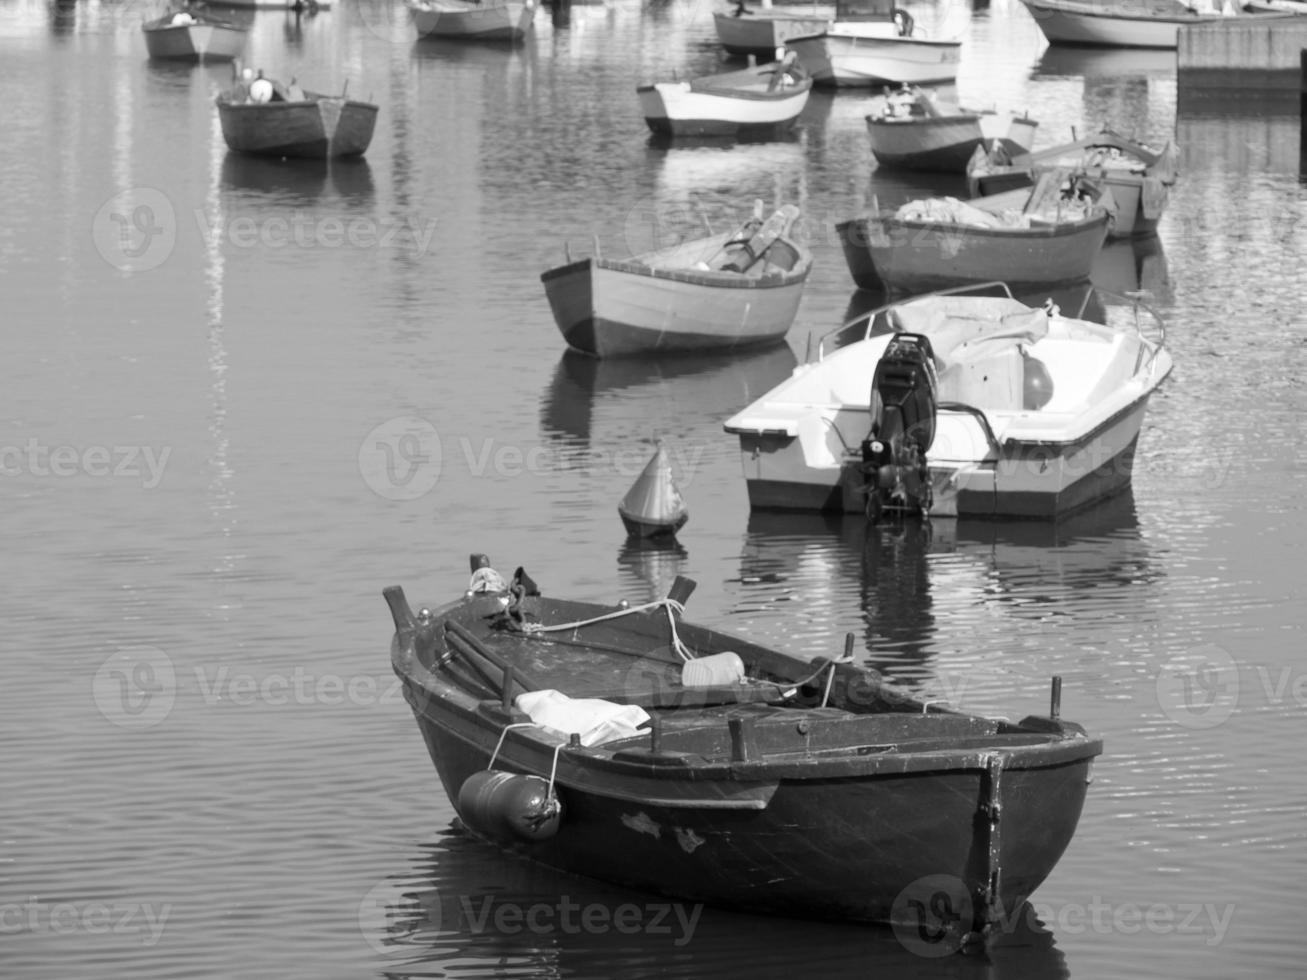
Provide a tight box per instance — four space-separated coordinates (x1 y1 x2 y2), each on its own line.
540 344 797 446
222 154 376 200
736 490 1156 690
617 535 688 603
367 828 1070 980
1032 46 1176 81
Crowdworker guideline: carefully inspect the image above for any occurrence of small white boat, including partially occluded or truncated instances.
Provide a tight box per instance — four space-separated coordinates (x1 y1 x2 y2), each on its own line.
969 130 1179 239
142 10 248 61
866 86 1038 172
784 0 962 87
723 284 1172 519
713 1 836 58
638 55 812 138
409 0 536 40
618 444 689 538
1017 0 1237 48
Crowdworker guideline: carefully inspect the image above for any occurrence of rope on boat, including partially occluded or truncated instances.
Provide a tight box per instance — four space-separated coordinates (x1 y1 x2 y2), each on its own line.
487 722 536 770
520 598 696 663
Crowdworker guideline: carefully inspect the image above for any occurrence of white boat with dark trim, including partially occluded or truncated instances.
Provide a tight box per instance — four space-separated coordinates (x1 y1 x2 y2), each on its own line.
712 1 836 58
783 0 961 87
1017 0 1236 48
866 86 1037 172
638 54 812 138
722 284 1172 519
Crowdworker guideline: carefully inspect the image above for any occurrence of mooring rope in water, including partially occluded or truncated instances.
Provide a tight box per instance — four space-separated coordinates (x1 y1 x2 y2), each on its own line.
520 598 696 663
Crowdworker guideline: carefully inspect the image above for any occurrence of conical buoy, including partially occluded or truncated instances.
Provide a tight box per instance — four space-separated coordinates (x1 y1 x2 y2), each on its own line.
618 443 688 540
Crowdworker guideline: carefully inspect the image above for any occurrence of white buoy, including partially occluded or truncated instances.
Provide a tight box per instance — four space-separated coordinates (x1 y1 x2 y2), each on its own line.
618 443 688 540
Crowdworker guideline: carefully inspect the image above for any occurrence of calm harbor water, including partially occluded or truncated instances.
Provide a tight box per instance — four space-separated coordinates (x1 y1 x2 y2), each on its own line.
2 0 1305 977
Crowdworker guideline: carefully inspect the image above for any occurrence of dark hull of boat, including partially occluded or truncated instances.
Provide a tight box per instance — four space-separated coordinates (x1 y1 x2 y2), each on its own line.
216 98 379 159
541 257 808 357
871 135 1030 173
388 590 1103 935
411 705 1094 925
836 213 1110 292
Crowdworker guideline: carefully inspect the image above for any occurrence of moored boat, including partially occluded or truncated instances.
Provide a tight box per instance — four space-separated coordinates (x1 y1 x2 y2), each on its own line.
215 70 378 159
409 0 536 40
968 129 1178 238
836 173 1113 293
712 1 836 58
638 54 812 138
540 201 813 357
723 283 1172 518
385 565 1101 943
866 86 1038 172
783 0 961 87
1017 0 1236 48
142 10 248 61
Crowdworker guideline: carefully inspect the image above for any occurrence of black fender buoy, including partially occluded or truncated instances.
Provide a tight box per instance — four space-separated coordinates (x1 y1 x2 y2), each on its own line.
457 770 562 841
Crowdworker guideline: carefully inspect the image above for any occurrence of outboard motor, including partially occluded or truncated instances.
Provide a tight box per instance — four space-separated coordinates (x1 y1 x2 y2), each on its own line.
859 333 938 520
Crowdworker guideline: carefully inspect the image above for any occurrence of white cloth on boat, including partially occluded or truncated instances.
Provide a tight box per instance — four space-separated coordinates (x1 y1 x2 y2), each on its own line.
515 689 651 747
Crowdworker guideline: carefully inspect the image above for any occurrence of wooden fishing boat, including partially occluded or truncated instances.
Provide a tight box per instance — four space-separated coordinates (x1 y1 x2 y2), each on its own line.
712 1 836 58
385 566 1101 943
835 174 1113 293
866 86 1038 172
723 283 1172 518
968 130 1178 239
638 55 812 138
409 0 536 40
618 445 689 538
1016 0 1235 48
215 71 378 159
141 10 248 61
540 201 813 357
783 0 961 87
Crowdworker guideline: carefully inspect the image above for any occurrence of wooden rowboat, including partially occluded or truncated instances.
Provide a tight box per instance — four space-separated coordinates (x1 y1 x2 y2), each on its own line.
968 129 1179 239
409 0 536 40
142 11 248 62
712 1 836 58
216 71 378 159
866 86 1038 172
638 55 813 139
540 201 813 357
783 0 961 88
836 173 1113 293
385 566 1101 944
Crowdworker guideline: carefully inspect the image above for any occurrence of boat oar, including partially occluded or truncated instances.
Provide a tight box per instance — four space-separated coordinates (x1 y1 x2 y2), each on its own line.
445 619 546 694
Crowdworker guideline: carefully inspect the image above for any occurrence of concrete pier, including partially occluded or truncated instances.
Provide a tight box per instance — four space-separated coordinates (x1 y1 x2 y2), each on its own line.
1177 16 1307 110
